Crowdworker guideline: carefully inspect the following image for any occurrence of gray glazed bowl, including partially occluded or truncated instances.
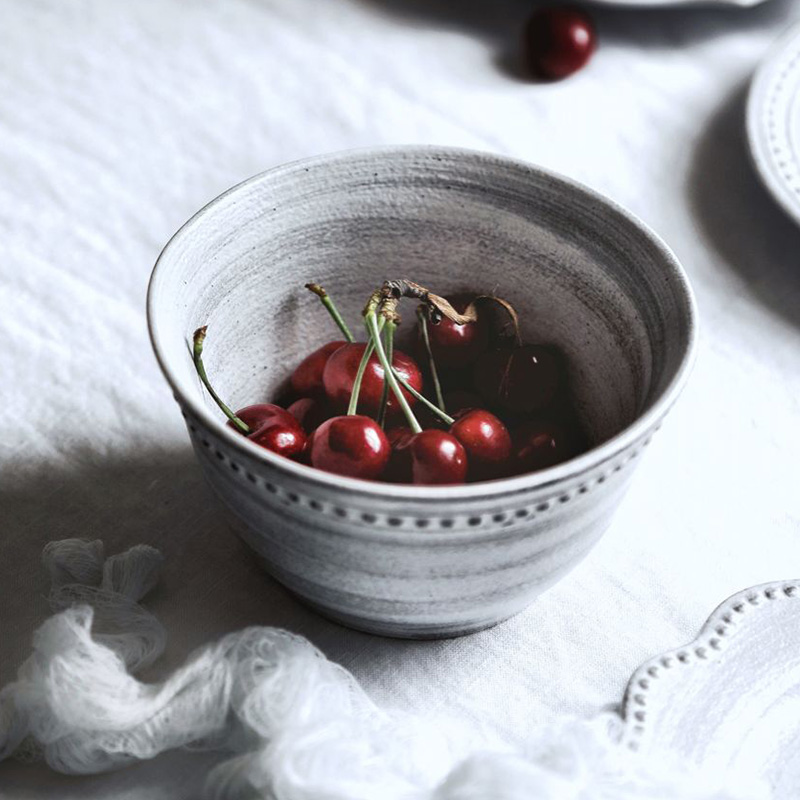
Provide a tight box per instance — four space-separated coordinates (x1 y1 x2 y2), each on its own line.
148 146 697 639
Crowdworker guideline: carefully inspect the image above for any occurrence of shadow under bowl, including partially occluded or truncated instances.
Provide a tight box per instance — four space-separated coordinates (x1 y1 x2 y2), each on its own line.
147 146 697 639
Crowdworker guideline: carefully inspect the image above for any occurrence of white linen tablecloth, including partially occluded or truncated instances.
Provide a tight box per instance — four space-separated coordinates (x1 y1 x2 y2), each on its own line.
2 0 800 796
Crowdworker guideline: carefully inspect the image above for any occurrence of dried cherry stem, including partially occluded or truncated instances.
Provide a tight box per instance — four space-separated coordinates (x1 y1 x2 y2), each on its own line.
472 295 522 346
391 368 454 426
305 283 355 343
363 280 476 327
416 305 445 413
376 319 396 428
365 310 421 434
192 327 250 435
363 281 520 342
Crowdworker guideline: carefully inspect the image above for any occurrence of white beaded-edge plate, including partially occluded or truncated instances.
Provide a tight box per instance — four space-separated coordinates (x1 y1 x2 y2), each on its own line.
748 22 800 227
621 581 800 797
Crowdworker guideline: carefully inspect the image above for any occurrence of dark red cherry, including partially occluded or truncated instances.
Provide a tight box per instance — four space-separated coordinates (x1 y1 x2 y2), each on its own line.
419 295 489 370
384 426 415 482
228 403 289 432
322 343 423 417
414 403 447 430
310 415 390 480
449 409 512 482
290 341 347 398
525 7 596 81
191 328 306 460
386 426 413 451
296 438 312 465
287 397 332 433
415 389 482 429
473 345 562 415
437 366 473 392
230 403 307 460
385 428 468 485
443 389 483 417
411 430 468 485
512 418 575 474
249 419 306 459
413 389 485 431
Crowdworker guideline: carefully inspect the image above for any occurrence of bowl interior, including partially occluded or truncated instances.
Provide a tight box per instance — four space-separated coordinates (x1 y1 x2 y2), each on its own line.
149 147 694 454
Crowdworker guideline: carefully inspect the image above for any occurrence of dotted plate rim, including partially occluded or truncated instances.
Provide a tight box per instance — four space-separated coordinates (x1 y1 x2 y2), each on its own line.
620 579 800 752
747 21 800 228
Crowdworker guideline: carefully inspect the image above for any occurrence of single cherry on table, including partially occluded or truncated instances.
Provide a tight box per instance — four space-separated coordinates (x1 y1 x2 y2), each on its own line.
524 7 596 81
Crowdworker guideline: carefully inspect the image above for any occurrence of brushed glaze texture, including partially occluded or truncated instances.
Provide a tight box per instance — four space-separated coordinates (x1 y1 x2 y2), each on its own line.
148 146 696 638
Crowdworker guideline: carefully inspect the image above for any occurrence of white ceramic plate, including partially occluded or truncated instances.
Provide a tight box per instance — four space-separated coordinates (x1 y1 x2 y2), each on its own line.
621 581 800 796
748 22 800 227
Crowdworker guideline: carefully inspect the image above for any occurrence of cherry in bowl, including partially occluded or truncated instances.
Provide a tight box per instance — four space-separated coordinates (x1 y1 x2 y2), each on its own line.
323 343 423 418
418 295 489 370
310 415 390 480
386 428 468 486
473 344 563 415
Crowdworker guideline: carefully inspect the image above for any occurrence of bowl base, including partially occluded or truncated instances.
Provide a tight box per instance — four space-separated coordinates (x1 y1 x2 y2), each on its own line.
243 548 524 640
285 585 521 640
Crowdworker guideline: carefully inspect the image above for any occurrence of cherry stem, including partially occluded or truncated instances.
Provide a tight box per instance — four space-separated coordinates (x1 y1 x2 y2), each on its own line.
376 320 395 428
416 305 446 413
347 317 386 415
391 368 455 426
347 342 374 416
365 310 422 434
192 327 250 435
306 283 355 343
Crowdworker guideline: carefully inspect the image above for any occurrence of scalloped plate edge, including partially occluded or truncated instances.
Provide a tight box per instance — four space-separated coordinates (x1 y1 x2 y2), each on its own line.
620 579 800 752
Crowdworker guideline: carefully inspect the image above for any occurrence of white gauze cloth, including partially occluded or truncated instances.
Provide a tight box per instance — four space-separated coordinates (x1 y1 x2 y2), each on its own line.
0 539 768 800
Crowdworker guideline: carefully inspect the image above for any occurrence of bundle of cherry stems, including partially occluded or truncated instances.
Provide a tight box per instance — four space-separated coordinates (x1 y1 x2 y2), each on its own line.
348 282 463 432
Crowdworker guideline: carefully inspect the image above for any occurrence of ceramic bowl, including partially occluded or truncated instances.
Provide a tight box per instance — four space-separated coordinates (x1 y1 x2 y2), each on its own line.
147 146 696 639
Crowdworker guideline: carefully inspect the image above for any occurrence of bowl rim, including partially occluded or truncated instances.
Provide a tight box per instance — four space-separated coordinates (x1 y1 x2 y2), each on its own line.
147 144 698 501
